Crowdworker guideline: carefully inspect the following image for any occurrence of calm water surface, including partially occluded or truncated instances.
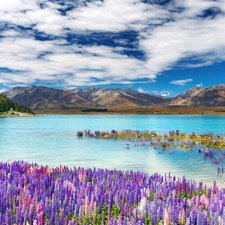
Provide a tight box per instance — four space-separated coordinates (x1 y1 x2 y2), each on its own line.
0 114 225 186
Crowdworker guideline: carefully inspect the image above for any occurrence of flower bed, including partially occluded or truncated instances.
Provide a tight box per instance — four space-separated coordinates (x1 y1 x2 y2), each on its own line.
0 161 225 224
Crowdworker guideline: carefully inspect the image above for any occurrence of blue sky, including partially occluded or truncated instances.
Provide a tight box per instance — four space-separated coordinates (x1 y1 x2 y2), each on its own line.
0 0 225 97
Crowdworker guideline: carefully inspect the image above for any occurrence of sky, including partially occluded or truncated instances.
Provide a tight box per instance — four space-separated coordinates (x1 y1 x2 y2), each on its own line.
0 0 225 97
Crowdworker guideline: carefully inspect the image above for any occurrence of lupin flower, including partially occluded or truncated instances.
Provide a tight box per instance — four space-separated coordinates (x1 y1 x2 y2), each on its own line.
196 209 204 225
139 196 147 218
164 207 171 225
1 161 225 224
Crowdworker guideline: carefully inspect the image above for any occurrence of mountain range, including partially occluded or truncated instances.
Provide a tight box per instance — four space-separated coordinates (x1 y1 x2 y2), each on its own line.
3 84 225 110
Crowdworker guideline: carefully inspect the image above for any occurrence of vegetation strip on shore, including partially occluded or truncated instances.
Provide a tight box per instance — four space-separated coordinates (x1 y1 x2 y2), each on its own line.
0 161 224 225
0 94 34 116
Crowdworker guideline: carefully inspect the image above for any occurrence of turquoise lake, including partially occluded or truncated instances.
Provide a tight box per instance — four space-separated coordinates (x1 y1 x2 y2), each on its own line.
1 114 225 186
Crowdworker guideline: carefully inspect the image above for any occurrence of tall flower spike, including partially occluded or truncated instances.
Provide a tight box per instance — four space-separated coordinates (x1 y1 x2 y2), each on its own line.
102 211 105 225
164 207 171 225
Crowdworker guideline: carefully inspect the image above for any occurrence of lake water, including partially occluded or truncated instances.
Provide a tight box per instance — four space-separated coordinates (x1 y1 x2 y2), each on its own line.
1 114 225 186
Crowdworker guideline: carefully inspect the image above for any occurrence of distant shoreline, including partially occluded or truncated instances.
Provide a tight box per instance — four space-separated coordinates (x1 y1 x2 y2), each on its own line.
33 106 225 115
0 113 35 117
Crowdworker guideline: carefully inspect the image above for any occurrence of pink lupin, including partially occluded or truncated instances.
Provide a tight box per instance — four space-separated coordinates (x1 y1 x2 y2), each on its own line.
85 195 89 215
37 211 44 225
164 207 171 225
181 209 186 225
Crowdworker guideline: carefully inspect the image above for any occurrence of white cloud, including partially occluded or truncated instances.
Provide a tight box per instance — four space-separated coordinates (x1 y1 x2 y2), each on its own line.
0 88 8 93
196 82 203 87
0 0 169 35
160 91 171 97
1 30 21 37
161 93 169 97
152 90 172 97
138 87 148 93
0 36 156 86
140 15 225 75
174 0 225 18
139 0 225 75
66 0 170 33
170 79 193 86
0 0 225 87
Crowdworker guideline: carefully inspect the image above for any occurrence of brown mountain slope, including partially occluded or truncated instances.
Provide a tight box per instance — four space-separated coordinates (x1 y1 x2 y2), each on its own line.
168 84 225 106
3 86 165 110
3 86 95 110
82 88 165 107
3 84 225 110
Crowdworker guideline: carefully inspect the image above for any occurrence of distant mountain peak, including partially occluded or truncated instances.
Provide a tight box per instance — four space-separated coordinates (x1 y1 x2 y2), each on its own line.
124 88 137 93
86 87 96 90
208 84 225 90
3 86 165 110
3 84 225 109
169 84 225 106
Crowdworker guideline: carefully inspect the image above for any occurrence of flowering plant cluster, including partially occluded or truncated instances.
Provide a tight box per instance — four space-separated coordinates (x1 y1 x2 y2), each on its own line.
77 131 84 137
78 130 225 149
0 161 225 224
78 130 225 165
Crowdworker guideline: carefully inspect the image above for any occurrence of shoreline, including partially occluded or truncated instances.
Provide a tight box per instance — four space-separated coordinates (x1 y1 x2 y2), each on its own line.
0 113 35 117
33 106 225 115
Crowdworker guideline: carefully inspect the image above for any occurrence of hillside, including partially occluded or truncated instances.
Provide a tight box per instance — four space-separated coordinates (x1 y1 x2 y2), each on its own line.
0 94 34 115
3 86 165 110
168 84 225 106
2 84 225 110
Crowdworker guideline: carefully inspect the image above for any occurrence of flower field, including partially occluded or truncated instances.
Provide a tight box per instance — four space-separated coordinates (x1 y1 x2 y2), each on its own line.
0 161 225 224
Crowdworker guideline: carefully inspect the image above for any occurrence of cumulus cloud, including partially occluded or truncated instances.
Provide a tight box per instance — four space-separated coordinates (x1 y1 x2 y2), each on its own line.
0 0 225 88
170 79 193 86
196 82 203 87
152 90 172 97
139 0 225 75
138 87 149 93
0 36 155 86
0 88 8 93
138 87 172 96
160 91 172 97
